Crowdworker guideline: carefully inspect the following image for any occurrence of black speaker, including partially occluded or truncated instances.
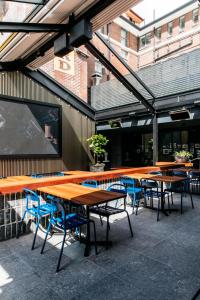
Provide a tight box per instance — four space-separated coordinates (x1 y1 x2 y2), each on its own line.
54 34 74 57
169 109 190 121
69 19 92 47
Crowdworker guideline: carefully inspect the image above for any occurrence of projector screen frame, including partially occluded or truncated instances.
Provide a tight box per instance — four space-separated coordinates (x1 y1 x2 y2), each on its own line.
0 95 62 159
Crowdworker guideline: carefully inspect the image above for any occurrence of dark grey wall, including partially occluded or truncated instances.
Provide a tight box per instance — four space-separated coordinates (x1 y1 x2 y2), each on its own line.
0 72 95 176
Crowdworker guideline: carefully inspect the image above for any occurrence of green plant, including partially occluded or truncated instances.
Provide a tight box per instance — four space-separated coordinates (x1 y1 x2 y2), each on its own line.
174 150 193 159
87 134 109 164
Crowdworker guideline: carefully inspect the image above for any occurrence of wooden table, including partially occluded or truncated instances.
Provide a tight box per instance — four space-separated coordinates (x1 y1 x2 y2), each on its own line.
124 173 156 180
150 176 187 215
37 183 124 256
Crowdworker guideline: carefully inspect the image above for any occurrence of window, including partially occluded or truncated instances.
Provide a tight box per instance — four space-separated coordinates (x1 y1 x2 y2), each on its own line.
100 25 109 35
121 29 128 47
155 27 162 40
139 33 152 48
179 15 185 31
139 35 146 48
192 8 199 24
120 49 128 60
167 22 173 36
146 33 151 45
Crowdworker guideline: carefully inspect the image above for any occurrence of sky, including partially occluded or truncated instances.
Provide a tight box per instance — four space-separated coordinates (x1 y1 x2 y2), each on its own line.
134 0 190 24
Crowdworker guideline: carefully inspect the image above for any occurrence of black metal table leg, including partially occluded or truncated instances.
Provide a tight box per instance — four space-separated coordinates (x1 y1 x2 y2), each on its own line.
84 206 91 257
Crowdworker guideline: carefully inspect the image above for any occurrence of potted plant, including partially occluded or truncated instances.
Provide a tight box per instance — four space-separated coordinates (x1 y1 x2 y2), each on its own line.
174 150 193 163
87 134 109 172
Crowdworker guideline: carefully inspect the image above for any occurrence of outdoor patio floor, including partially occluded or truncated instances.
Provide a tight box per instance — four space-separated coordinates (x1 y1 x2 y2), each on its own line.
1 194 200 300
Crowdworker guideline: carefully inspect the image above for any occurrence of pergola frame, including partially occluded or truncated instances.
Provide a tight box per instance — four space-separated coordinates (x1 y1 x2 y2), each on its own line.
2 0 47 4
0 0 160 162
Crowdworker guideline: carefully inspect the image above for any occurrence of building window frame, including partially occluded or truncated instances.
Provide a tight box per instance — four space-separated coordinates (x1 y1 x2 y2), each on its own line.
155 27 162 41
120 49 128 61
139 32 152 49
179 15 185 32
121 28 129 47
192 8 199 25
167 21 173 36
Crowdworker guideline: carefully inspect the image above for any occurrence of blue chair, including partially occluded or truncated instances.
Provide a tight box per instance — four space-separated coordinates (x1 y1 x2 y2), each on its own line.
41 196 97 272
16 188 57 250
120 177 143 215
31 172 64 178
81 179 98 188
89 183 133 249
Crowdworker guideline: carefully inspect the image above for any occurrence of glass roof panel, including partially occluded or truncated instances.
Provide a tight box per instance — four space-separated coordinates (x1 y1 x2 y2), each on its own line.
0 1 36 48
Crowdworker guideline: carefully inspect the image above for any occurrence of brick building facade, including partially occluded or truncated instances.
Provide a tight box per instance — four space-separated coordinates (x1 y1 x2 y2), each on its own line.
41 0 200 103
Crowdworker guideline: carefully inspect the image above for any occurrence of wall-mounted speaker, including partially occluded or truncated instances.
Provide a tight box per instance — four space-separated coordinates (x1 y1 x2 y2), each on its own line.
169 109 190 121
69 19 92 47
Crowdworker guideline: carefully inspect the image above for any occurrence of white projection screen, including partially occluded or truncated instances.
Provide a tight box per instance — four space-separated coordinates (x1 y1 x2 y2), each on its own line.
0 97 62 157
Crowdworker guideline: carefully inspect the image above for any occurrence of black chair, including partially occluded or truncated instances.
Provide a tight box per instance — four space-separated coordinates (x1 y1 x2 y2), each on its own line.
189 170 200 194
142 179 170 221
89 183 133 249
165 170 194 214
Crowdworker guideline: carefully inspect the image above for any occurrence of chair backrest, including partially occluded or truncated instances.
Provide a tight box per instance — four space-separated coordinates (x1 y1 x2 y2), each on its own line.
189 171 200 179
81 179 98 188
31 172 64 178
172 170 187 177
148 171 162 176
106 183 127 195
120 177 136 189
23 188 40 209
47 195 64 218
141 179 158 190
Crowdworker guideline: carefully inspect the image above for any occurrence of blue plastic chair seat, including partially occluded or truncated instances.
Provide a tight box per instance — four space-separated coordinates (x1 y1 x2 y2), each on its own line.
127 187 142 194
50 213 90 230
145 190 168 198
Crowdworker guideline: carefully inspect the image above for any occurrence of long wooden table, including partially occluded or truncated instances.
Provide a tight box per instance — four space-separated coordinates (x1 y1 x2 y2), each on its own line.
37 183 124 256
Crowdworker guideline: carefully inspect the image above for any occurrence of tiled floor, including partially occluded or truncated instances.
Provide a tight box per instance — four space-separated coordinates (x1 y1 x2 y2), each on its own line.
0 194 200 300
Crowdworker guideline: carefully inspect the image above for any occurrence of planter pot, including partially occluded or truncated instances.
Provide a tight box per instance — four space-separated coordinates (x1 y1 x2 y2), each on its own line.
89 163 105 172
175 156 188 163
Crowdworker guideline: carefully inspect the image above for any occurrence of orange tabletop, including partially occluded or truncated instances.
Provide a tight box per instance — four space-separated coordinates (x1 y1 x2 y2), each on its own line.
123 173 156 180
151 175 187 183
37 183 124 207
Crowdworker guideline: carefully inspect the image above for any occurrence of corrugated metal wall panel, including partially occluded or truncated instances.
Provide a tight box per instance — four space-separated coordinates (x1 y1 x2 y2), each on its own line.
0 72 95 176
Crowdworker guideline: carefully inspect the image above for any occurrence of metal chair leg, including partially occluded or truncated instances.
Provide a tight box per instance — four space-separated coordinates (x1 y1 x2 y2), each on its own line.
41 222 51 254
91 221 98 255
167 194 171 213
181 193 183 214
135 199 140 216
106 217 109 250
125 210 133 237
157 199 160 222
56 230 67 273
31 218 40 250
190 192 194 209
16 210 27 239
171 192 173 205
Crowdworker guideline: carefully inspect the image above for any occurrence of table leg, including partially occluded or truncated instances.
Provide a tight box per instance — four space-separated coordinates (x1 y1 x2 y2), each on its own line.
160 181 169 216
84 206 91 257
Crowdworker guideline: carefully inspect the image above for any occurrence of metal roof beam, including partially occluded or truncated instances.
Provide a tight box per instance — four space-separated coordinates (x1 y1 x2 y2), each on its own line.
95 32 156 101
3 0 47 4
0 22 66 33
85 41 155 114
